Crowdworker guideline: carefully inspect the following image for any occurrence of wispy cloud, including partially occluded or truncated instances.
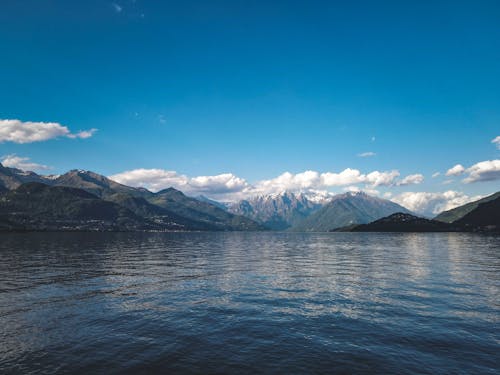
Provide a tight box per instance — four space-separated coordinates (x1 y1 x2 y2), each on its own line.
357 151 376 158
1 154 51 172
0 119 97 144
67 129 97 139
492 136 500 149
111 2 122 13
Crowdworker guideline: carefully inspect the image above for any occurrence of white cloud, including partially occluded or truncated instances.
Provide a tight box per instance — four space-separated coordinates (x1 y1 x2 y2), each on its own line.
109 169 250 199
445 164 465 177
1 154 50 172
357 151 376 157
432 172 440 178
109 167 409 201
364 170 400 187
397 173 424 186
251 168 397 197
0 119 96 144
463 159 500 183
492 136 500 149
321 168 363 186
190 173 249 194
392 191 482 216
255 170 321 193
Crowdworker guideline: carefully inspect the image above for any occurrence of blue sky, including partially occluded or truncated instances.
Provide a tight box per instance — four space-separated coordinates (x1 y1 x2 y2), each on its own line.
0 1 499 214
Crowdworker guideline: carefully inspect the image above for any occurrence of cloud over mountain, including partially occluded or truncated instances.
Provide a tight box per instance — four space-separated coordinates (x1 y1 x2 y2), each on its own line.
0 119 96 143
110 167 419 201
109 169 249 199
392 190 482 216
0 154 50 172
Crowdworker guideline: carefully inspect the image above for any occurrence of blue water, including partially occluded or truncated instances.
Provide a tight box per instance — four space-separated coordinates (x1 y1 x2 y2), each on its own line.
0 232 499 374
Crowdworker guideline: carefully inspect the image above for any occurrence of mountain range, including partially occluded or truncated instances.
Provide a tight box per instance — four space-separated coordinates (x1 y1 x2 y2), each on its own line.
0 163 498 232
0 164 264 231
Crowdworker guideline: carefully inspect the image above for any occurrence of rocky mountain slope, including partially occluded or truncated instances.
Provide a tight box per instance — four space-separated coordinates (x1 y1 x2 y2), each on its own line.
151 188 264 231
227 191 321 230
0 163 53 189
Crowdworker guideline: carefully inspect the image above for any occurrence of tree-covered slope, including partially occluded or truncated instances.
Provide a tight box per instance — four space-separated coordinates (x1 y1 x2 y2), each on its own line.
455 196 500 231
0 182 153 231
347 213 457 232
291 192 412 232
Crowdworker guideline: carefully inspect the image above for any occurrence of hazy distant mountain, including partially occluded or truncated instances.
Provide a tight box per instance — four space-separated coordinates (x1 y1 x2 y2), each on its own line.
343 212 458 232
227 191 322 230
0 182 154 231
196 195 230 210
149 188 265 231
291 192 412 232
455 196 500 231
434 191 500 223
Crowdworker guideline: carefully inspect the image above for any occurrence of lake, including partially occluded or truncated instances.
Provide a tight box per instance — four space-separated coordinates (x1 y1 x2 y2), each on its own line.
0 232 499 374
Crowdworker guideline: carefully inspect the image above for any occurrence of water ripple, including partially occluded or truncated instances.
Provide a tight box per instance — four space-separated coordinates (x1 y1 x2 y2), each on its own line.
0 232 499 374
